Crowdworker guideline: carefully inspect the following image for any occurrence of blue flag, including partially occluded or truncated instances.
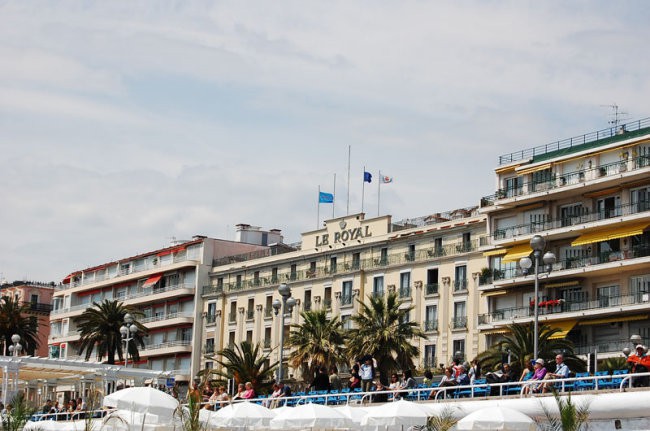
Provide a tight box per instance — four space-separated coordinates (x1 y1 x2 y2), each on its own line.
364 171 372 183
319 191 334 203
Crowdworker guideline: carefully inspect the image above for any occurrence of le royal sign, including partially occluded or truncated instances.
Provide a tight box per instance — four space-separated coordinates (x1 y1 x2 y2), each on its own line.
315 219 372 247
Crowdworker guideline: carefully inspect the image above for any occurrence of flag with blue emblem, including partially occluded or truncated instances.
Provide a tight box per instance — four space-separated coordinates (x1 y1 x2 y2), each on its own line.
319 191 334 203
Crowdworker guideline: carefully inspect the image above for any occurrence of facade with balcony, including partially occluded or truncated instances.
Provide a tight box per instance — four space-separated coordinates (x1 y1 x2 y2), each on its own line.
48 235 271 383
201 209 487 379
0 282 54 357
479 118 650 358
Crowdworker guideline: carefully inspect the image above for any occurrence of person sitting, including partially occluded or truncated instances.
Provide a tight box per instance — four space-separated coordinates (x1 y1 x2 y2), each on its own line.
429 366 470 399
207 389 220 410
398 369 417 398
215 386 230 408
422 370 434 387
231 383 246 400
241 382 256 399
543 354 570 393
349 364 361 390
627 344 650 387
486 363 514 395
372 380 390 403
520 361 535 382
523 359 547 394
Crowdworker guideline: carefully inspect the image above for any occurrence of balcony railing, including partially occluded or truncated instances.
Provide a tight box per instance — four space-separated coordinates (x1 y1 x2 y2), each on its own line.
142 340 192 351
371 291 384 299
246 310 255 320
482 154 650 207
52 283 195 315
399 286 411 298
206 237 488 294
425 283 439 295
497 117 650 166
491 201 650 241
206 314 217 324
140 311 193 324
303 301 312 311
340 294 353 306
323 299 332 310
22 302 53 313
453 279 468 291
264 307 273 318
263 338 272 349
451 316 468 329
203 344 215 354
228 312 237 323
423 320 438 332
484 243 650 286
479 292 648 325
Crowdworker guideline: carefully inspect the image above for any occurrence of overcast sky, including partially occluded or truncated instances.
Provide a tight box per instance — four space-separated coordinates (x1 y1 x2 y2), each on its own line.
1 1 648 283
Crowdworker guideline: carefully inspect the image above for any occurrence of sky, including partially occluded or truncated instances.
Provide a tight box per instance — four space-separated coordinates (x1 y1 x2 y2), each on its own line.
1 1 649 283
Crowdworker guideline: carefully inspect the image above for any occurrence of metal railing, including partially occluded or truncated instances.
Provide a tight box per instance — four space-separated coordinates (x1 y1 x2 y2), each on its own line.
142 340 192 351
204 238 488 295
497 117 650 165
425 283 440 295
423 320 438 332
482 154 650 207
140 311 193 324
451 316 468 329
399 286 411 298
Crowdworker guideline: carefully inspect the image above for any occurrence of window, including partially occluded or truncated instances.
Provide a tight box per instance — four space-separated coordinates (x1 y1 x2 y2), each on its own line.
324 286 332 310
425 305 437 331
228 332 235 348
207 302 216 323
631 186 650 213
49 345 60 359
205 338 215 354
597 285 620 308
271 267 278 283
342 281 353 305
434 238 443 255
630 275 650 302
304 290 312 311
290 264 297 280
597 196 621 219
504 176 522 197
264 327 272 348
217 278 223 289
308 261 316 277
229 302 237 323
400 309 410 324
373 276 384 297
341 315 353 330
452 339 466 361
400 272 411 297
253 271 260 285
352 253 360 270
424 345 436 368
236 275 242 289
531 168 553 191
247 298 254 320
453 302 466 329
380 248 388 265
330 256 337 273
426 268 439 295
246 330 253 344
560 203 587 227
454 265 467 291
406 244 416 261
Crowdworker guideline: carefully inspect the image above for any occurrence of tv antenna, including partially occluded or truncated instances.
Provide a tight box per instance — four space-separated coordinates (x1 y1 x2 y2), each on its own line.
601 104 629 129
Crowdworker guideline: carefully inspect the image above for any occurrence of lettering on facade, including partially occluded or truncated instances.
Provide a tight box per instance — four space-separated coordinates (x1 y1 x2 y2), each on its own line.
315 226 372 246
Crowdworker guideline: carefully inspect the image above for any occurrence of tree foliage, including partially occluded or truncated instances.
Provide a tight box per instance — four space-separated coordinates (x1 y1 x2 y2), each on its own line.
288 309 346 380
346 292 427 382
477 322 586 376
538 391 590 431
0 295 39 356
209 341 277 394
74 299 146 364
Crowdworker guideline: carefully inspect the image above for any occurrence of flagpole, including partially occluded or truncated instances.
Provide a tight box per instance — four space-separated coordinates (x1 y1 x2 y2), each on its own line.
346 145 351 215
317 185 320 228
377 170 381 216
361 166 366 213
332 173 336 219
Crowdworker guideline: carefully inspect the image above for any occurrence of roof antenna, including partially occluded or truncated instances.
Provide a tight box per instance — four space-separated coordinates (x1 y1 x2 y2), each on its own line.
601 104 629 130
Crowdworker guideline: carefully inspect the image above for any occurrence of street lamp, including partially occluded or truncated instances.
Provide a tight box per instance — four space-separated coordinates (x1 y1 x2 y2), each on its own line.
8 334 22 357
272 284 296 382
120 313 138 368
519 235 556 361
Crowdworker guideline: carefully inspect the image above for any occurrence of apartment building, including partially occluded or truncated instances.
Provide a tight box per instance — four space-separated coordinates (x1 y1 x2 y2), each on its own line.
479 118 650 358
201 209 488 380
0 282 54 357
48 233 277 382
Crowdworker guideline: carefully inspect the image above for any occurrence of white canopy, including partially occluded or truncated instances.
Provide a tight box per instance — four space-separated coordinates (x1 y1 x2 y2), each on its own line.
456 406 536 431
103 387 179 420
361 399 430 429
270 402 353 429
210 401 275 428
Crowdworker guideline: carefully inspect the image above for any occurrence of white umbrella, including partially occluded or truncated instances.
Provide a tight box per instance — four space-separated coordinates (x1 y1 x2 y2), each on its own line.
270 402 353 429
211 401 275 428
333 405 368 425
361 399 429 428
103 387 179 420
456 406 536 431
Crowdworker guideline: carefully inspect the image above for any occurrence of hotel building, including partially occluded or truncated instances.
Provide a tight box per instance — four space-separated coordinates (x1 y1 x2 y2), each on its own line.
201 209 488 379
479 118 650 359
48 233 280 383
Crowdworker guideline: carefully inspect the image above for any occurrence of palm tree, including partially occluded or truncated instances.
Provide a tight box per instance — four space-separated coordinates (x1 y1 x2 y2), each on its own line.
209 341 277 394
477 322 586 376
0 295 39 356
73 299 146 364
346 291 427 382
288 309 346 380
539 391 590 431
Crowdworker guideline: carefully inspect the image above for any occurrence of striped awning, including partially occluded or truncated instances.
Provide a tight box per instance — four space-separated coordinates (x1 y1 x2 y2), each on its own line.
502 243 533 263
483 248 507 257
571 223 650 247
544 280 581 289
548 320 577 339
578 314 648 326
142 274 162 288
516 163 552 175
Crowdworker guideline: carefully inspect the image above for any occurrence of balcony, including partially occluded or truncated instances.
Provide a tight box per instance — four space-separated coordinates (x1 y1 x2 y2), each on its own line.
323 299 332 310
482 152 650 208
263 338 272 349
399 286 411 298
491 201 650 242
425 283 439 295
203 344 215 355
303 300 312 312
140 311 193 325
246 310 255 321
371 291 384 299
206 314 217 324
478 292 647 325
487 243 650 286
142 340 192 354
423 320 438 332
228 312 237 323
22 302 53 313
451 316 468 329
340 294 353 306
202 285 223 295
453 279 468 291
264 307 273 318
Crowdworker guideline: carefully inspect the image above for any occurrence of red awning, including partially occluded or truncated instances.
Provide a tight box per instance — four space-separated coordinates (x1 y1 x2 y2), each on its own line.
143 274 162 288
78 288 102 297
156 245 186 257
62 272 79 284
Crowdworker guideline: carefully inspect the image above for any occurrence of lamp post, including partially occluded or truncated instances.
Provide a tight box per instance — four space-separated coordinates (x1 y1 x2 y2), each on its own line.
519 235 556 361
120 313 138 368
272 284 296 382
8 334 22 357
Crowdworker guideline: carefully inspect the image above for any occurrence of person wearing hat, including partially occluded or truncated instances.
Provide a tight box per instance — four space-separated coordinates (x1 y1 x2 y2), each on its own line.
627 344 650 387
523 359 547 394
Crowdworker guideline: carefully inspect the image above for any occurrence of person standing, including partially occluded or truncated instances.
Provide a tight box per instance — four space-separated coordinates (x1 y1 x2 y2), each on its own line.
329 366 343 391
360 358 374 393
310 366 331 392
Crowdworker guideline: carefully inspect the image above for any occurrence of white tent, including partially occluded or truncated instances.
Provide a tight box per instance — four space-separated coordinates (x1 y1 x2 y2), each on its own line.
361 399 429 429
456 406 536 431
210 401 275 428
103 387 179 420
270 402 353 429
333 405 368 425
